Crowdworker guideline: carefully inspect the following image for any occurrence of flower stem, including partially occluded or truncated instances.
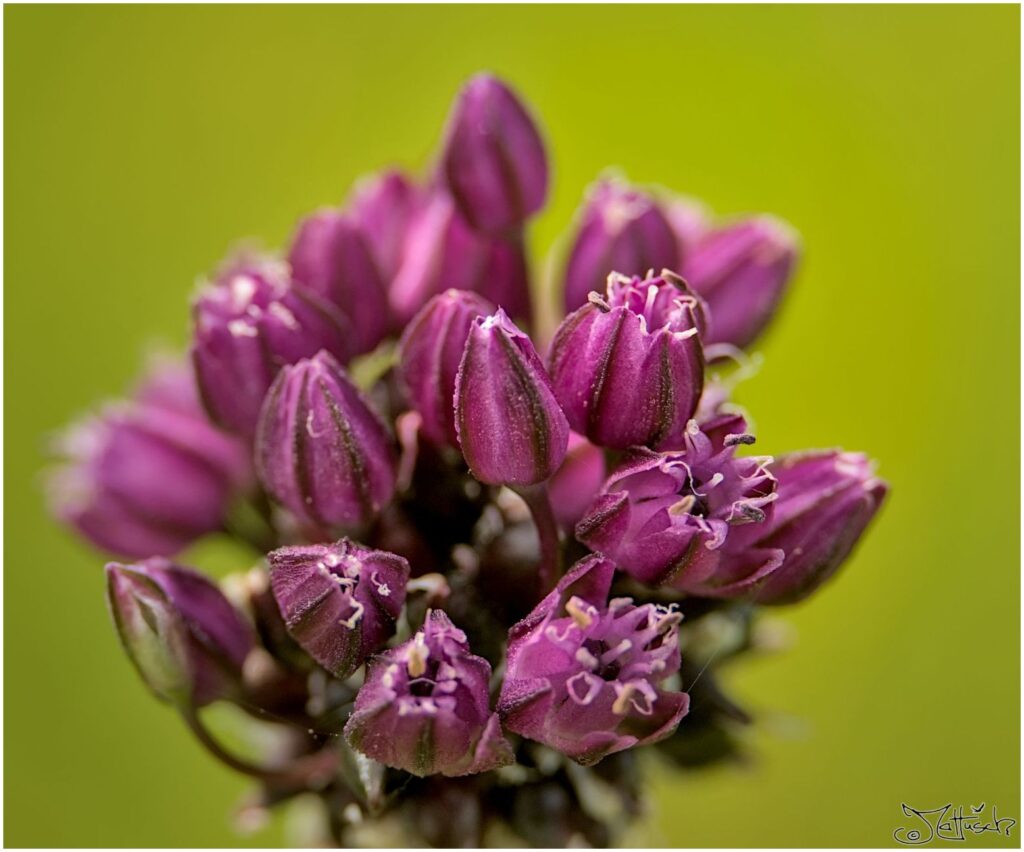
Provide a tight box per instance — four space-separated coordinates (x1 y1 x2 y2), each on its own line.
181 707 336 788
516 483 561 594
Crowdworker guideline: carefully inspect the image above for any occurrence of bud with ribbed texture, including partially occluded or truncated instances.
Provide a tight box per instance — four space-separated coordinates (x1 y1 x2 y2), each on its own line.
754 451 888 604
344 610 513 776
286 209 390 355
440 73 548 234
498 555 689 766
389 191 530 324
576 416 783 597
455 309 568 486
349 170 424 281
549 271 705 451
681 216 799 349
397 289 496 447
48 359 251 559
563 180 679 313
191 254 352 437
106 558 255 707
256 351 396 529
268 539 409 678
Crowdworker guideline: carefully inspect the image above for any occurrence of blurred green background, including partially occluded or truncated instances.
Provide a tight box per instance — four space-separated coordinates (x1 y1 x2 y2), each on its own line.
5 4 1019 847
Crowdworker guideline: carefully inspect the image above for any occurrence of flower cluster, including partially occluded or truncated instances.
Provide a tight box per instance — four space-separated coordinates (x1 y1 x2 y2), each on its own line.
48 73 887 847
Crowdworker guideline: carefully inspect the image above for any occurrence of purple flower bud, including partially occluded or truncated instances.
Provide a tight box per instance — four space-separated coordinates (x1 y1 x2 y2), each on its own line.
49 360 251 559
397 289 496 447
454 309 569 486
548 432 607 528
255 351 397 529
268 539 409 678
563 180 680 313
349 170 424 281
440 74 548 234
389 191 530 325
548 271 705 450
576 417 783 597
664 195 711 259
191 254 352 437
681 216 799 349
344 609 514 776
754 451 888 604
106 558 255 707
498 555 689 765
286 209 390 356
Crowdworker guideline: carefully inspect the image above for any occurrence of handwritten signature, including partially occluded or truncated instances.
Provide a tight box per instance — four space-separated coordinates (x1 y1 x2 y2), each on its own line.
894 802 1016 845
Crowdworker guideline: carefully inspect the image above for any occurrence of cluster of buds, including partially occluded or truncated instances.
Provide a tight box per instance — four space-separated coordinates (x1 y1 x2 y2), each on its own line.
48 73 887 847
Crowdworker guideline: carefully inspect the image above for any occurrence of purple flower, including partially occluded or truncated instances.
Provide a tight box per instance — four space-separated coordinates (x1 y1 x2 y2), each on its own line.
681 216 799 349
754 451 888 604
576 417 783 597
397 289 496 447
269 538 410 678
106 558 255 707
256 351 397 530
345 609 514 776
548 271 705 451
389 191 530 324
664 195 711 259
547 432 607 529
348 170 424 282
440 74 548 235
455 309 569 486
191 253 352 437
498 555 689 765
49 359 251 559
286 209 390 355
562 180 680 313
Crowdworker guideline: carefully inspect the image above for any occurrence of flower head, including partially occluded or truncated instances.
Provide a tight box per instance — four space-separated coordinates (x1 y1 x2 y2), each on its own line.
499 556 689 765
345 609 514 776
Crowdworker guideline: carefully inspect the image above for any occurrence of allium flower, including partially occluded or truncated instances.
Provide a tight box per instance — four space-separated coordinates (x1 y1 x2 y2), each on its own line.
191 253 351 436
754 451 889 604
389 191 530 324
256 351 396 530
345 609 514 776
48 359 251 559
548 271 705 450
664 195 711 259
547 432 607 528
440 73 548 235
576 416 783 596
563 180 680 313
455 309 569 485
349 170 424 282
681 216 799 349
397 289 495 447
106 558 255 708
499 555 689 765
287 208 390 355
269 538 409 678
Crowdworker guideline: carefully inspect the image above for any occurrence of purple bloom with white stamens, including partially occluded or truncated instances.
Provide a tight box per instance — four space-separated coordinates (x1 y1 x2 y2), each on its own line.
268 538 409 679
440 73 548 235
345 609 514 777
286 208 390 355
755 450 888 604
576 416 783 597
563 179 680 313
191 253 352 437
499 555 689 766
397 289 496 448
455 308 569 486
548 270 706 451
255 351 397 530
